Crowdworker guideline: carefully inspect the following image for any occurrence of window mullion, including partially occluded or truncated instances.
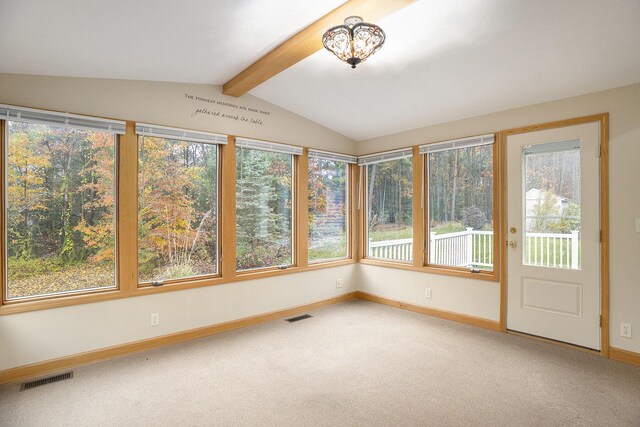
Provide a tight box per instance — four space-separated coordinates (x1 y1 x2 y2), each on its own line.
356 165 365 261
1 119 6 305
221 136 237 280
119 121 139 292
297 149 309 268
412 146 424 267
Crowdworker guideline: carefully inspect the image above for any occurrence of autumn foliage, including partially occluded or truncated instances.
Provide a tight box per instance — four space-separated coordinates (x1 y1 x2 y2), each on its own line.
7 122 115 298
138 137 217 281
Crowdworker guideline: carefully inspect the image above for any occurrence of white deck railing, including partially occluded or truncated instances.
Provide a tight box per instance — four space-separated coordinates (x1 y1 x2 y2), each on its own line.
369 238 413 261
369 229 579 269
525 230 579 269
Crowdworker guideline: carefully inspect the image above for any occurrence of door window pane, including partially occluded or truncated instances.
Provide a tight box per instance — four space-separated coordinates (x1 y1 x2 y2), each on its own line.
523 140 581 269
308 158 348 262
6 121 116 299
236 147 293 270
366 157 413 262
138 137 218 283
427 144 494 270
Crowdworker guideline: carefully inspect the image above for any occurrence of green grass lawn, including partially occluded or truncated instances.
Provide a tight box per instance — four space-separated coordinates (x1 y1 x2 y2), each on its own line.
431 222 466 234
369 222 494 241
309 244 347 262
524 237 580 268
369 227 412 242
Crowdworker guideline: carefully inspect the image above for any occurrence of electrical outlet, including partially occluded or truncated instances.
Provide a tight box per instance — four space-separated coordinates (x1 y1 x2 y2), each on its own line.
425 288 432 299
336 278 343 288
621 322 632 338
151 313 160 327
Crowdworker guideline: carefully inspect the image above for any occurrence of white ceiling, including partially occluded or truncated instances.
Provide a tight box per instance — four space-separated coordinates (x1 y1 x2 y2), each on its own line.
0 0 346 84
251 0 640 140
1 0 639 141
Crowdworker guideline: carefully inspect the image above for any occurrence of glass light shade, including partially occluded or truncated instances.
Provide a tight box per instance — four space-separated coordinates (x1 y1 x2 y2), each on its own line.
322 16 385 68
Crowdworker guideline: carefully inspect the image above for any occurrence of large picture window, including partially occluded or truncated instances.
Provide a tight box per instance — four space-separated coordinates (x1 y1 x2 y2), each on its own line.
422 134 495 271
361 149 413 263
235 139 299 271
3 107 123 300
308 151 355 262
137 124 224 283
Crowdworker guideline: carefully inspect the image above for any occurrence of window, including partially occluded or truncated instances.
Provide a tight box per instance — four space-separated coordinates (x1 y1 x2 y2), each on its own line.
137 124 225 283
1 106 366 311
523 140 581 269
308 151 355 262
2 106 123 300
235 138 300 271
361 149 414 262
422 134 495 271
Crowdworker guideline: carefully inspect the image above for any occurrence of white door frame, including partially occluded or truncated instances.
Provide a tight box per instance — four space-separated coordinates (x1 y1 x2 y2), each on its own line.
499 114 610 356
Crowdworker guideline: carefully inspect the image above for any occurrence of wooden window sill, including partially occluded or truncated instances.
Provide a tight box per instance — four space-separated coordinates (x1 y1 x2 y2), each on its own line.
359 258 499 282
0 260 357 316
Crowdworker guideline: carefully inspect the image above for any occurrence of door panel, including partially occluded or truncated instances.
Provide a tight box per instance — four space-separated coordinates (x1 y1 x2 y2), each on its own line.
506 122 600 350
521 277 582 317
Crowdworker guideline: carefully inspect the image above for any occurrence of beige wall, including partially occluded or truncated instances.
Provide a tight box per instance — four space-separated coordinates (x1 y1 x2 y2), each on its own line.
357 83 640 354
0 73 356 154
0 75 638 371
358 265 500 321
0 265 358 370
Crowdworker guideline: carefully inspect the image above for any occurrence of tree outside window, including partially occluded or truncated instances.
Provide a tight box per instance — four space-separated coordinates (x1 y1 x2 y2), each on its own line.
138 137 218 283
236 147 293 270
6 122 116 299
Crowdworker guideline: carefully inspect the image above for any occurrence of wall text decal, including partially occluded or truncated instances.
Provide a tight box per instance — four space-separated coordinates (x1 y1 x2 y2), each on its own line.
185 93 270 126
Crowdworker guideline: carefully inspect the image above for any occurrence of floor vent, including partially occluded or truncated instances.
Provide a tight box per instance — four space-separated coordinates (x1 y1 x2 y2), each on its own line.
21 372 73 391
286 314 312 323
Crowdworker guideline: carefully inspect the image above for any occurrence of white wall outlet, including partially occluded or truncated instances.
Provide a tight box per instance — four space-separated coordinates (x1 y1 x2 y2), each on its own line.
425 288 432 299
621 322 632 338
151 313 160 327
336 278 343 288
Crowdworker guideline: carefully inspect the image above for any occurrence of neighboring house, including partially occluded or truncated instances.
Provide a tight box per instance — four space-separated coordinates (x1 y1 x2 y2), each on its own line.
525 188 576 231
525 188 569 216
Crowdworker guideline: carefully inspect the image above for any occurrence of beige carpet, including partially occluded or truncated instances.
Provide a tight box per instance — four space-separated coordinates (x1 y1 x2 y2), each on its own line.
1 299 639 426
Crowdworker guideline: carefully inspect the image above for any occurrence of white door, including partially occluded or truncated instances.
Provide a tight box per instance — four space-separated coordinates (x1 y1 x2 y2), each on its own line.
506 122 601 350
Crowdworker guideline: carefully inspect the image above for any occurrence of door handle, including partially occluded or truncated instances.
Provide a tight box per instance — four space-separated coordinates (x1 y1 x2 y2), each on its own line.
507 240 518 248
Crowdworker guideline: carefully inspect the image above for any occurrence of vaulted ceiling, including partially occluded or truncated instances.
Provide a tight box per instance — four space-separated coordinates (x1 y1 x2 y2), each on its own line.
1 0 639 140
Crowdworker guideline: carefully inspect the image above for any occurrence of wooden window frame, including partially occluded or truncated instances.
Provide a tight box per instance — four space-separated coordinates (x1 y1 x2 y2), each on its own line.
136 133 223 288
307 155 355 265
421 134 500 282
358 143 500 282
234 141 299 275
0 116 357 316
0 106 500 317
359 151 415 267
0 118 123 306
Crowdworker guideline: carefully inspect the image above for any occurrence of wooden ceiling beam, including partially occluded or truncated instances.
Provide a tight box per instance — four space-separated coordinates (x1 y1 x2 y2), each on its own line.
222 0 415 97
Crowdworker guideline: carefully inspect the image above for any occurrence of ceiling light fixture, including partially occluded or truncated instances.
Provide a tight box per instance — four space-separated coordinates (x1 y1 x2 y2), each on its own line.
322 16 386 69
